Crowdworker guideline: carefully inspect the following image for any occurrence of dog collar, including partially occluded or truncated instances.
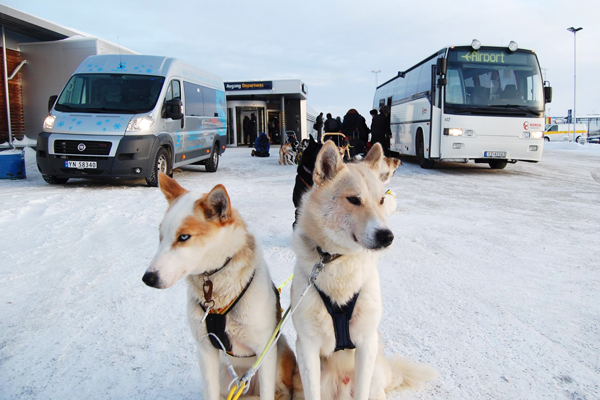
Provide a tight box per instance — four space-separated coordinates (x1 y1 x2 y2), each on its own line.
202 256 233 278
316 246 343 264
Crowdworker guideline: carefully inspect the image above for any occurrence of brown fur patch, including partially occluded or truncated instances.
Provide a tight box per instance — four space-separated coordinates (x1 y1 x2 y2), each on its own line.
281 345 297 391
158 172 188 205
171 215 217 249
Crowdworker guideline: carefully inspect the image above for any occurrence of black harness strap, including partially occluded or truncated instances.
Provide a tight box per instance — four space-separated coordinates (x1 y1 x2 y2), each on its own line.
199 272 255 357
313 246 359 352
315 285 360 352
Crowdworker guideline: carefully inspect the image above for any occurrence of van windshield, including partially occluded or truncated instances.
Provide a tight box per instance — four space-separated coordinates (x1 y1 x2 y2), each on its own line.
55 74 165 114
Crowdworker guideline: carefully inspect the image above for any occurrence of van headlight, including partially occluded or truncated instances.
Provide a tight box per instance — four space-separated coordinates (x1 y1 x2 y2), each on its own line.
43 115 56 130
126 113 155 132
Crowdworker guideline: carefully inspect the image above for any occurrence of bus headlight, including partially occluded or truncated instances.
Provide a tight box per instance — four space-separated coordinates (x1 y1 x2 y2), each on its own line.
530 130 544 139
43 115 56 130
126 113 155 132
444 128 464 136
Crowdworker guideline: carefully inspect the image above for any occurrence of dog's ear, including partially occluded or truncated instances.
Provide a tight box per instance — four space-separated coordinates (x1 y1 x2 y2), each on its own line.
159 172 188 205
364 143 384 171
314 141 343 185
379 157 402 184
198 184 231 223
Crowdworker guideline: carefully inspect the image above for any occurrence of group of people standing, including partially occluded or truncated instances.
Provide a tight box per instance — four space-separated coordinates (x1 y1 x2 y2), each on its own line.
313 107 392 158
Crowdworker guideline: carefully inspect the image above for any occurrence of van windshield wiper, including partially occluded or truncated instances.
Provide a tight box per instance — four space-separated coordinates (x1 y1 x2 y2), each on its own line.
82 107 135 114
55 104 79 111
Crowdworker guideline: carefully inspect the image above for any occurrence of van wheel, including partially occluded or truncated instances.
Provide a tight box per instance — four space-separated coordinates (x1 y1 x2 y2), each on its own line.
416 131 435 169
42 175 69 184
205 144 219 173
146 147 170 187
488 160 508 169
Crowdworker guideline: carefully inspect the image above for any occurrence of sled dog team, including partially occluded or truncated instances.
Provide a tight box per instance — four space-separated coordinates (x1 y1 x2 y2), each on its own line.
143 142 438 399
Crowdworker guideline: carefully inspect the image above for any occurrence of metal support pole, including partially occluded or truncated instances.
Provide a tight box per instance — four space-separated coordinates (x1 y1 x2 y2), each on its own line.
567 26 583 143
2 25 15 149
280 95 285 143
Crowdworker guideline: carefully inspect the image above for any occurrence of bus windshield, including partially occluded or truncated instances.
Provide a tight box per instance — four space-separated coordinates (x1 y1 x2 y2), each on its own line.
54 74 165 114
445 47 544 117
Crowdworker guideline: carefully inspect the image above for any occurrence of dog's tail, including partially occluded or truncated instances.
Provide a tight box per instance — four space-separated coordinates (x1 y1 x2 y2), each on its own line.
385 357 439 392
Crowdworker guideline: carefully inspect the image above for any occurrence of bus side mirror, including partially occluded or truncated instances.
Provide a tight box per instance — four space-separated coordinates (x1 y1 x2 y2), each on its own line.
166 99 183 120
436 58 447 76
48 95 58 113
544 86 552 104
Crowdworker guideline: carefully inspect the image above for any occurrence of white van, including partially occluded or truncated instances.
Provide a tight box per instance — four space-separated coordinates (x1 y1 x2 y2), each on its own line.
36 55 227 186
544 123 587 143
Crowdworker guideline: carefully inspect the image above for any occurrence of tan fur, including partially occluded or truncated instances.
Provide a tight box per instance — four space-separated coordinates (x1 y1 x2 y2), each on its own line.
279 143 296 165
291 143 436 400
144 173 296 400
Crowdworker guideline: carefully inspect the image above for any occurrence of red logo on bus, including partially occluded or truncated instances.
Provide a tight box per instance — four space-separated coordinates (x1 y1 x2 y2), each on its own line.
523 121 530 130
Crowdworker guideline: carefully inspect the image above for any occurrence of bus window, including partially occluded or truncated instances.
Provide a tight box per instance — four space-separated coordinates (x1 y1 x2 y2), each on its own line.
446 69 465 104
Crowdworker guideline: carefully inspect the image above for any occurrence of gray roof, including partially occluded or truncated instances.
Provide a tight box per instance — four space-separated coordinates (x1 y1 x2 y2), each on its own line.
0 4 82 41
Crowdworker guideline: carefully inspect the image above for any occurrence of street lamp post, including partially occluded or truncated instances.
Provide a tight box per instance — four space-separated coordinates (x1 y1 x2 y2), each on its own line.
567 26 582 143
371 69 381 87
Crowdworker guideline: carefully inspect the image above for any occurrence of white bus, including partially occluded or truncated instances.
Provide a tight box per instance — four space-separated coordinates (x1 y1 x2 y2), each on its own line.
374 40 552 169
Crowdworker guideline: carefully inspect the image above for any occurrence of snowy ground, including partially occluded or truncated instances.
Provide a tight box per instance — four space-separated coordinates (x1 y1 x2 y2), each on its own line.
1 143 599 399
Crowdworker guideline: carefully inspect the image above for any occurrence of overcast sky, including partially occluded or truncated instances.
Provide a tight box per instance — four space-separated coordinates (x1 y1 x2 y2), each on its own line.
10 0 599 120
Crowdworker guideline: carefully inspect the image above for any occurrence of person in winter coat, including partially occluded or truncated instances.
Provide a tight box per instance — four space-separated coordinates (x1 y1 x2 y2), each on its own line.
342 109 370 157
243 115 252 146
370 106 392 155
250 113 258 146
324 113 340 133
252 132 270 157
314 112 324 141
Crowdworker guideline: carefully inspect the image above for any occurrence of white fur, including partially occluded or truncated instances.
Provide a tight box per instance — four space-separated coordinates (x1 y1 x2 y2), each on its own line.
144 177 294 400
290 143 436 400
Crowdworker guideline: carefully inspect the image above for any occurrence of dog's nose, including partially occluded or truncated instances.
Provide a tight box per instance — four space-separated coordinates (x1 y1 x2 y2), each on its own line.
376 229 394 248
142 271 161 288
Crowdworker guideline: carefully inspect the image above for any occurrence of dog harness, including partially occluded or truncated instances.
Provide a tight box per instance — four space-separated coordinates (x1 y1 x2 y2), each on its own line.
199 269 255 358
314 247 360 352
315 285 360 352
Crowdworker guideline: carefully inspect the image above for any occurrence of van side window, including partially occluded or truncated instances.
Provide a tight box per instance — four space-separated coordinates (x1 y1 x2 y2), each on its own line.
202 87 218 117
183 81 204 116
165 80 181 101
548 125 557 132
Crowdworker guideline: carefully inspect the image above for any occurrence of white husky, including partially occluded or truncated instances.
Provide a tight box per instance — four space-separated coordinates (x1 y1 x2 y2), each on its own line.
291 142 437 400
143 173 297 400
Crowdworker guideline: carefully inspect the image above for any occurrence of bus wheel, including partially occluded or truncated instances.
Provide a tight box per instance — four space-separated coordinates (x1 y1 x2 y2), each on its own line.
488 160 508 169
146 147 170 187
205 143 219 173
416 131 435 169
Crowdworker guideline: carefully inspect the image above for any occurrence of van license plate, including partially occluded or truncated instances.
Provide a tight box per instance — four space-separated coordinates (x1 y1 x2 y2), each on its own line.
484 151 507 158
65 161 97 169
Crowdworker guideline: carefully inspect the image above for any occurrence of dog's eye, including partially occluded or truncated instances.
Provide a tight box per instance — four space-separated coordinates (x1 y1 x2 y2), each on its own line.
178 234 191 242
380 197 385 205
346 196 361 206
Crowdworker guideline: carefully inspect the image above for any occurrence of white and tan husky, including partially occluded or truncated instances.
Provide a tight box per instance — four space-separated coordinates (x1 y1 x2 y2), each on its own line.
291 142 436 400
143 173 296 400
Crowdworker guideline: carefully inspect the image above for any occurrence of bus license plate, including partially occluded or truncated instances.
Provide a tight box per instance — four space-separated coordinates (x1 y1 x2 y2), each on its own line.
484 151 507 158
65 160 97 169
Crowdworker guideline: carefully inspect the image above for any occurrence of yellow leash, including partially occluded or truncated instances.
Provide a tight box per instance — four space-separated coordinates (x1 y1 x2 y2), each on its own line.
226 274 294 400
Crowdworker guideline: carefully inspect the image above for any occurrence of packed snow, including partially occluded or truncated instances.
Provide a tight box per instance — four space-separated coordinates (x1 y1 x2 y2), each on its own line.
1 143 599 399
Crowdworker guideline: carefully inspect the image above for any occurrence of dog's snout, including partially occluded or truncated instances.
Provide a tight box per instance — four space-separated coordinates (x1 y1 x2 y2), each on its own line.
376 229 394 248
142 271 161 288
